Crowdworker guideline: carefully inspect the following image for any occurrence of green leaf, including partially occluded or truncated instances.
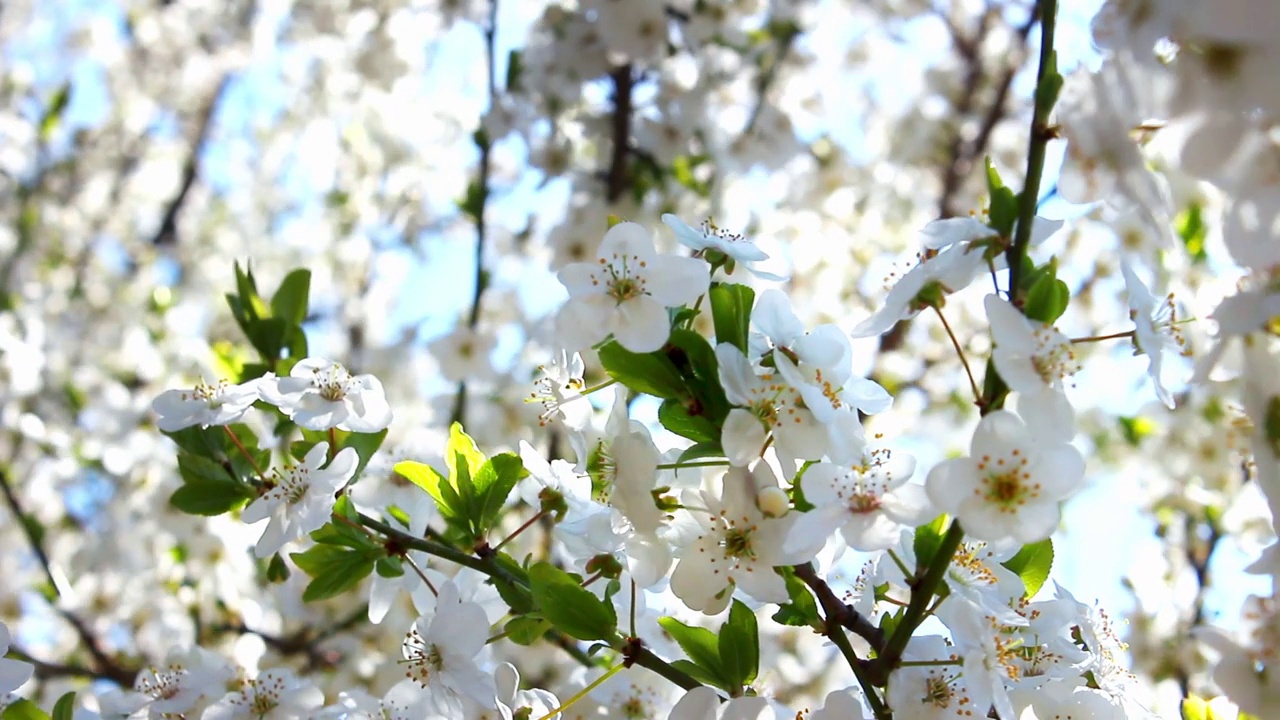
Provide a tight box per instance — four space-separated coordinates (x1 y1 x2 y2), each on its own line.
597 342 688 399
719 600 759 686
490 552 535 615
395 461 458 516
668 659 725 688
504 616 550 645
459 179 487 222
658 616 729 690
310 519 379 551
913 514 950 569
528 562 618 642
1001 538 1054 598
984 158 1018 237
1176 203 1208 263
1180 696 1208 720
375 555 405 578
665 329 729 424
169 480 254 516
178 451 237 485
472 453 525 535
1118 416 1155 447
505 50 523 91
266 553 291 583
1034 50 1063 114
1023 259 1069 324
162 425 227 458
291 544 379 602
342 430 388 481
2 699 49 720
38 82 72 141
658 398 720 444
270 269 311 327
446 423 487 490
709 283 755 353
50 693 75 720
676 442 725 465
771 567 821 629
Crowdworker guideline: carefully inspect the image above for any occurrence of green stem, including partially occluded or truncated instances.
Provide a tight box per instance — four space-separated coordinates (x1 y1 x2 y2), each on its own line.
537 663 625 720
1005 0 1058 300
1071 329 1134 344
655 460 729 470
872 523 965 684
224 425 268 484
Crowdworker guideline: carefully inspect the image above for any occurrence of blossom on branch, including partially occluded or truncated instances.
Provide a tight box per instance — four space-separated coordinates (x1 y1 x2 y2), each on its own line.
150 377 266 432
925 410 1084 545
555 221 709 353
242 442 359 558
259 358 393 432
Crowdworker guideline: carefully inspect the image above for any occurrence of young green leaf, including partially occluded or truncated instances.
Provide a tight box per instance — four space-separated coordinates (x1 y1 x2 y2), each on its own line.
528 562 618 642
597 342 688 399
719 600 760 687
709 282 755 354
657 616 728 690
1001 538 1053 598
291 544 380 602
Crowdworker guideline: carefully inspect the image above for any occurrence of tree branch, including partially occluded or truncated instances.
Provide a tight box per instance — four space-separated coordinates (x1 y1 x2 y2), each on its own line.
150 74 231 246
605 64 635 203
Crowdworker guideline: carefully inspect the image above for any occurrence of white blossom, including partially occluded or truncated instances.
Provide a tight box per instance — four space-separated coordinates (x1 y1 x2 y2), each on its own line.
241 442 359 558
259 358 393 432
926 410 1084 544
556 221 709 353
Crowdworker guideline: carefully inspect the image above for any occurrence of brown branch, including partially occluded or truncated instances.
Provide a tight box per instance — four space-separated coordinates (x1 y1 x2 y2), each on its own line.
450 0 501 428
150 74 232 246
1 467 137 686
793 563 886 649
605 64 635 203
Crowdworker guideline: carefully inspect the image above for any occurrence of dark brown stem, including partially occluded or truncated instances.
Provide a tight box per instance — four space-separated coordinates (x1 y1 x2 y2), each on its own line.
605 64 635 203
150 74 231 246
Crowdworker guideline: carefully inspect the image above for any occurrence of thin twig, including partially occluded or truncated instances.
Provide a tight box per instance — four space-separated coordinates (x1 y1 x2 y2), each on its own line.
450 0 501 428
933 306 983 403
150 74 232 246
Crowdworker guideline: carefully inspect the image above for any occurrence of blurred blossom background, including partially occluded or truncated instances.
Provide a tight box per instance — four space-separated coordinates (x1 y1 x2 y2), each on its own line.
0 0 1269 716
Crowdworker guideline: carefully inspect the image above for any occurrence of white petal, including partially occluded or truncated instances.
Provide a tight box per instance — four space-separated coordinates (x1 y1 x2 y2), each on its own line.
784 507 844 555
645 256 711 307
600 221 657 262
557 295 614 351
752 290 804 347
722 409 766 466
926 458 978 514
920 216 997 249
558 261 601 297
1017 386 1075 439
610 295 671 353
879 483 936 526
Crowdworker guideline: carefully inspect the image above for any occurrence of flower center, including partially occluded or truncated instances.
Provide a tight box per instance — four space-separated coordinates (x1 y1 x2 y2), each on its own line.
138 668 183 700
402 628 445 687
189 380 229 405
923 674 954 707
1030 328 1080 385
313 364 354 401
593 252 650 305
975 450 1038 512
722 527 755 559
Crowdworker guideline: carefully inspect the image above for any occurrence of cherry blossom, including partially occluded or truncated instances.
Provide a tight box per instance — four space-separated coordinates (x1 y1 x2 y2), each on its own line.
150 377 266 432
555 221 710 353
926 410 1084 544
259 358 393 433
241 442 359 558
